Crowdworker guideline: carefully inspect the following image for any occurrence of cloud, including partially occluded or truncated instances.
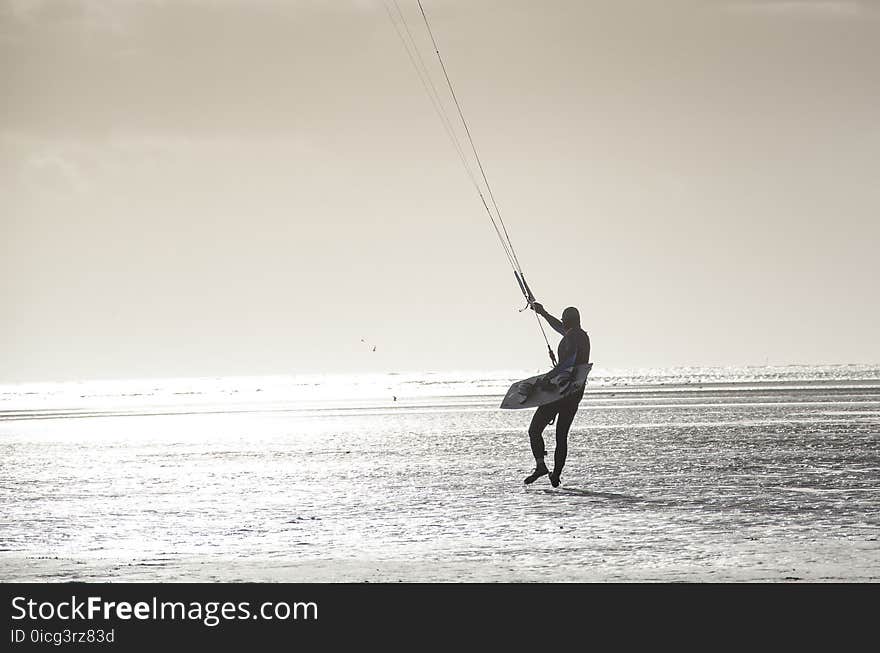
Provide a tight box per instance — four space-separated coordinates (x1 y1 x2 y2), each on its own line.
2 0 377 21
1 128 319 203
1 0 381 47
3 0 135 36
722 1 868 16
19 152 89 195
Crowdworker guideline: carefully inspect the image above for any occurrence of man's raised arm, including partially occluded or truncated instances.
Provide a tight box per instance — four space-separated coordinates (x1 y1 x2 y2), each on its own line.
530 302 566 337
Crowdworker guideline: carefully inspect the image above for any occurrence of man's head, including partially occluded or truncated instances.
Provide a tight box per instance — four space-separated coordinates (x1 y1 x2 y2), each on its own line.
561 306 580 330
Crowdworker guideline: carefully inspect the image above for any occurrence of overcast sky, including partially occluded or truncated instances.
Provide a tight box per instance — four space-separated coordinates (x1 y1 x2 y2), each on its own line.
2 0 878 383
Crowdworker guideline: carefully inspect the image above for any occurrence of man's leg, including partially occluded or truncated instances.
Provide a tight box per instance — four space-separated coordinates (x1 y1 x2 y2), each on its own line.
549 397 581 487
524 403 557 484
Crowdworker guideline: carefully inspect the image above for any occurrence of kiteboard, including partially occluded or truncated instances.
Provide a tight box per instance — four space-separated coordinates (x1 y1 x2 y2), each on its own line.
500 363 592 410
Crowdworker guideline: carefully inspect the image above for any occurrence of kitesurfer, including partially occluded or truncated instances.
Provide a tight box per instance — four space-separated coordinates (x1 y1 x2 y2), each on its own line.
523 303 590 487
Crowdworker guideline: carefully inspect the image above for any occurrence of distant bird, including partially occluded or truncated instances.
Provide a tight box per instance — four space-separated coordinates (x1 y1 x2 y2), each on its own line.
372 346 376 352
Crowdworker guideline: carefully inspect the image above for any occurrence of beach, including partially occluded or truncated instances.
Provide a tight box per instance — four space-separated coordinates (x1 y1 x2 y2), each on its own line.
1 365 878 582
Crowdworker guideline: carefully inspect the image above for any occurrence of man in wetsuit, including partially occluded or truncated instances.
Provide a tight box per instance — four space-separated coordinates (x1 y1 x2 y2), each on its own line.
523 303 591 488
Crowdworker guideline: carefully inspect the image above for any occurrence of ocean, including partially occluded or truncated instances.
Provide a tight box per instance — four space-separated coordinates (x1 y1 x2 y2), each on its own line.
1 365 878 582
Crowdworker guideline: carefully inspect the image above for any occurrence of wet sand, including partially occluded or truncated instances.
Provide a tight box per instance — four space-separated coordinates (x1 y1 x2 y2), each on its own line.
2 369 878 582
